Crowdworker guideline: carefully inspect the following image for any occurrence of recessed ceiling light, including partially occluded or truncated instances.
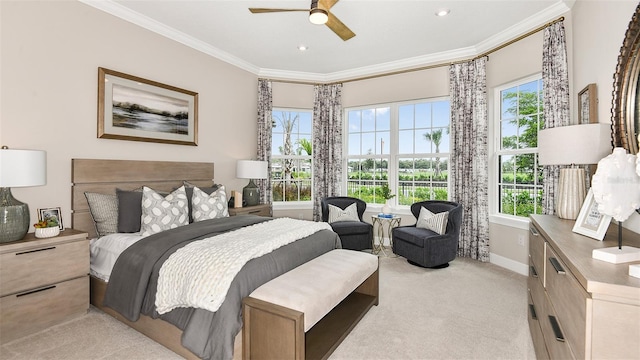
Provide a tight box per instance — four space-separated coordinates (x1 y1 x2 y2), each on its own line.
436 9 450 17
298 45 308 51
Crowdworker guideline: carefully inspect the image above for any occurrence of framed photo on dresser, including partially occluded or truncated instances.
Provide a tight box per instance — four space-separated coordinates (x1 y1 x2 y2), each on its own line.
572 189 611 240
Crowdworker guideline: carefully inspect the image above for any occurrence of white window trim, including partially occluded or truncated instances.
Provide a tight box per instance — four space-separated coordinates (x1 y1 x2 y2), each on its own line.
271 107 313 205
343 97 450 210
489 73 541 228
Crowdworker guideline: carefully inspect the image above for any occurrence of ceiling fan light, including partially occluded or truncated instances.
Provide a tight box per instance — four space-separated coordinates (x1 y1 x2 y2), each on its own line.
309 8 328 25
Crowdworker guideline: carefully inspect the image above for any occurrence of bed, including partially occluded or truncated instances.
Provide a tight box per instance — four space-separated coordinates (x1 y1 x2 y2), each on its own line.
71 159 341 360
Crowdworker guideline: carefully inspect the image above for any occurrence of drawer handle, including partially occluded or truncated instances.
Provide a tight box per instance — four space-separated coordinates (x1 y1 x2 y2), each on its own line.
548 315 565 342
530 265 538 278
16 285 56 297
529 304 537 320
248 210 261 214
549 257 565 275
529 227 539 236
15 246 56 255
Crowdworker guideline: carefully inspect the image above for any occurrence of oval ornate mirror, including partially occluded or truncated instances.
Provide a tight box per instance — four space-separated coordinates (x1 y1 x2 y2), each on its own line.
612 4 640 154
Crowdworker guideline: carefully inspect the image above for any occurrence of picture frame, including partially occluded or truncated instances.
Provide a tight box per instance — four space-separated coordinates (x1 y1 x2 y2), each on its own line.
578 83 597 124
98 67 198 146
38 207 64 230
572 189 611 240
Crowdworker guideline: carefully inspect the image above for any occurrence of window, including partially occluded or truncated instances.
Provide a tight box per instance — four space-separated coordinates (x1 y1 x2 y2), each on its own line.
346 98 450 207
271 109 312 203
495 76 544 218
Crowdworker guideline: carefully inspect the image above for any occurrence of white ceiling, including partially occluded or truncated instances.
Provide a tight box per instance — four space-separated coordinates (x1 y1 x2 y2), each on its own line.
81 0 573 82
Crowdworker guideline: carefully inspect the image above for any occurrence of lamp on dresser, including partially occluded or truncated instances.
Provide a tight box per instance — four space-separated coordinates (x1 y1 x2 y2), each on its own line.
537 123 611 219
0 146 47 243
236 160 268 207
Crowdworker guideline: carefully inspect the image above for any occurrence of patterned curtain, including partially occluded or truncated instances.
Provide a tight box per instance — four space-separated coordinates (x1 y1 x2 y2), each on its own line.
256 79 273 208
312 83 343 221
541 21 570 215
449 57 489 262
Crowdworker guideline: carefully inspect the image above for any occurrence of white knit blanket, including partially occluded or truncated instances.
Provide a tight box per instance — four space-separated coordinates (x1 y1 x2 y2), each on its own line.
155 218 332 314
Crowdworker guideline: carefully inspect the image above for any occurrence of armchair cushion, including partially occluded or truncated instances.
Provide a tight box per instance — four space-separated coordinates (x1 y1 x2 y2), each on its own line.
416 207 448 235
329 221 372 236
328 203 360 223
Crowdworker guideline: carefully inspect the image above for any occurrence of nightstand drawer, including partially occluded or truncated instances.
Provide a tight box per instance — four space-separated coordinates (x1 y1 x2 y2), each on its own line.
0 276 89 343
228 204 271 217
0 240 89 297
545 246 587 359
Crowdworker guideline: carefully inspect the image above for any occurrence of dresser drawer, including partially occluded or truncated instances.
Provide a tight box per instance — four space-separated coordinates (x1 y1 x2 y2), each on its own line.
527 291 550 360
528 260 545 319
545 246 587 359
541 292 575 360
529 224 545 287
0 276 89 344
0 240 89 296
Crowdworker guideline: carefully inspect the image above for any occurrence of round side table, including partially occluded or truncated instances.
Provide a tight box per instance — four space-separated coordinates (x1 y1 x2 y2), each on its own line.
371 214 401 256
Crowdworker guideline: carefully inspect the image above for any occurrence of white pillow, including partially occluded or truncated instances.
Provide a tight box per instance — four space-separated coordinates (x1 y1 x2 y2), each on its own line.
416 207 449 235
140 186 189 236
191 185 229 222
328 203 360 223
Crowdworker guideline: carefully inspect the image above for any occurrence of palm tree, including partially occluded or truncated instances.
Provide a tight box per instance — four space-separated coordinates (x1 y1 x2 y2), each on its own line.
423 129 444 177
274 112 299 185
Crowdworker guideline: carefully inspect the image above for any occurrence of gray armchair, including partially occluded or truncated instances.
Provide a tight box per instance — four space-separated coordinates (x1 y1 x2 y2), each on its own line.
321 196 373 251
392 200 462 268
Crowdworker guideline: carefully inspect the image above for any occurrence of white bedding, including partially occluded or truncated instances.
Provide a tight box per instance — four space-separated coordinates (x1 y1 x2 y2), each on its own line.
90 233 147 281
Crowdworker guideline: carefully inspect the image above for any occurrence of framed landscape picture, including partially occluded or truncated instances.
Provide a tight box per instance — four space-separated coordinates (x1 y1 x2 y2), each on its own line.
98 67 198 146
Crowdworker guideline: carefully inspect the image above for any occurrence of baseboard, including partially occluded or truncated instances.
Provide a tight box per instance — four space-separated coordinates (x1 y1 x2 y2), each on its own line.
490 253 528 276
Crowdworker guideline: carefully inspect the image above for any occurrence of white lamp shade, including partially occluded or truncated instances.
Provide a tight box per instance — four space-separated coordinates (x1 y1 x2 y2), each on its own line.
0 149 46 187
236 160 268 180
538 123 612 165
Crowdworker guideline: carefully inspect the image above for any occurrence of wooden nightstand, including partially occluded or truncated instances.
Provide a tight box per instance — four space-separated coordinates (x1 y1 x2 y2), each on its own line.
0 229 89 344
228 204 271 217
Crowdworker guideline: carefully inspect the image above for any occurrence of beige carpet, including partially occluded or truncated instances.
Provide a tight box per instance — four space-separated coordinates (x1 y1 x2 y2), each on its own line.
1 256 535 360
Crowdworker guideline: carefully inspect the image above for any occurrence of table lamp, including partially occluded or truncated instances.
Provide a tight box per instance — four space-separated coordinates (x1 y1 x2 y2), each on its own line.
236 160 267 207
0 147 47 243
538 123 611 219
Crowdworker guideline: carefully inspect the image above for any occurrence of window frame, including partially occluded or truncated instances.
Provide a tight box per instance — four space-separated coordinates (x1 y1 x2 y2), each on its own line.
270 107 314 207
344 97 451 211
490 73 543 227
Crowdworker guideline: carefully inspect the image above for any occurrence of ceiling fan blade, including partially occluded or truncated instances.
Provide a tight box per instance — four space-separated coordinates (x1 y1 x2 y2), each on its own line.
318 0 339 10
326 12 355 41
249 8 308 13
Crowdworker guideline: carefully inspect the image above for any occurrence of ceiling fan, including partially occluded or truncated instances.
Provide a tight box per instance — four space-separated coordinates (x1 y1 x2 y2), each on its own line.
249 0 355 41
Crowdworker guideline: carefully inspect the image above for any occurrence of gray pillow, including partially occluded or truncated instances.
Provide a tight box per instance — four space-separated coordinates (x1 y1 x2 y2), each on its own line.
116 188 143 233
84 192 118 237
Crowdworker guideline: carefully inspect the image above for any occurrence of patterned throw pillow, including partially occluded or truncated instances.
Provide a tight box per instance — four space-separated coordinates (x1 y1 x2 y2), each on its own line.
84 192 118 237
328 203 360 223
416 207 449 235
191 185 229 222
140 186 189 236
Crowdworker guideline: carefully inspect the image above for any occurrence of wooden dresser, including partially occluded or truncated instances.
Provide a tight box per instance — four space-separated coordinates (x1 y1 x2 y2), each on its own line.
0 229 89 344
528 215 640 359
228 203 271 217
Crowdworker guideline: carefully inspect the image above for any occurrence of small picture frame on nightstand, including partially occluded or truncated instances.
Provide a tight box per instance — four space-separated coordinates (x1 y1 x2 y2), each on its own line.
38 207 64 230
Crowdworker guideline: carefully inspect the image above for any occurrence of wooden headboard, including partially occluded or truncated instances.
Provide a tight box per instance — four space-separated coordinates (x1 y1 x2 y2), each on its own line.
71 159 215 239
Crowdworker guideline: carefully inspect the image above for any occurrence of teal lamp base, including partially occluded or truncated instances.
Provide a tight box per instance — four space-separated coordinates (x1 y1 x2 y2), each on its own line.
0 187 30 243
243 179 260 207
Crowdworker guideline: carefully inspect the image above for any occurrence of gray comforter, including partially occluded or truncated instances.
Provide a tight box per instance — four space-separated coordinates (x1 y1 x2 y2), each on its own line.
103 215 341 360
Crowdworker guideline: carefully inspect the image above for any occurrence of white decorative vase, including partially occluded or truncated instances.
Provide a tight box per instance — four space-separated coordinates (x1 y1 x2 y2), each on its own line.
382 201 391 214
35 227 60 238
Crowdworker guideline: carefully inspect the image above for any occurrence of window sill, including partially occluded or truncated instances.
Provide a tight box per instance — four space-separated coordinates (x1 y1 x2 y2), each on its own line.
273 202 312 211
489 214 530 230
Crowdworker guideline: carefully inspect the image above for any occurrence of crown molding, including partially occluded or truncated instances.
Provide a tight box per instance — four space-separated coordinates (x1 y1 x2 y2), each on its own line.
80 0 574 84
78 0 260 74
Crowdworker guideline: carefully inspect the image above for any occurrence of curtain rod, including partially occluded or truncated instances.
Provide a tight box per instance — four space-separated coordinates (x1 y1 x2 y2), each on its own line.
266 16 564 85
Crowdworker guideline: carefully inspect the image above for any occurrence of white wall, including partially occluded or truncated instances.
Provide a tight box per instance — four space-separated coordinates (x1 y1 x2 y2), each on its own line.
0 1 258 230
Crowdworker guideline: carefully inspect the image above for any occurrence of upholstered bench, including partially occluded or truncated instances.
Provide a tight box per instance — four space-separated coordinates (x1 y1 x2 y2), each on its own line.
242 249 379 360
